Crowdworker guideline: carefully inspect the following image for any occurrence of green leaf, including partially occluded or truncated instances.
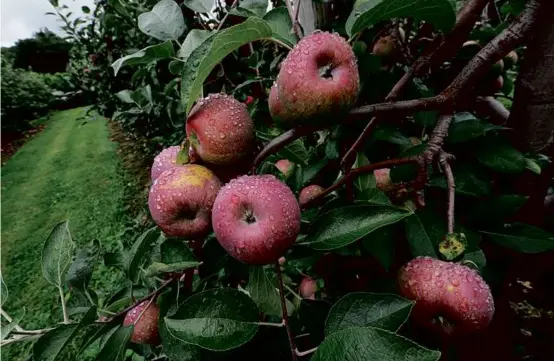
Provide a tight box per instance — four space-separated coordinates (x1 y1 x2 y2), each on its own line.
247 266 282 317
184 0 214 13
476 138 526 173
126 227 161 282
346 0 456 37
469 195 527 225
305 205 412 250
429 164 491 197
161 240 196 264
448 113 506 143
361 226 395 270
240 0 268 17
0 271 7 306
178 29 212 60
169 60 184 75
165 288 259 351
66 239 101 292
263 7 296 47
325 293 414 335
404 208 445 258
353 153 377 195
482 224 554 253
281 139 309 165
160 318 201 361
115 90 134 103
41 221 76 287
462 250 486 270
181 17 272 114
138 0 185 41
33 306 97 361
524 157 542 175
81 6 90 13
0 308 24 340
95 325 133 361
112 41 175 76
312 326 441 361
144 261 200 277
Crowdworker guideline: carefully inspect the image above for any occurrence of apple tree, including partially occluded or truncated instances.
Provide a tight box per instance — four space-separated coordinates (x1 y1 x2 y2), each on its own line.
2 0 554 361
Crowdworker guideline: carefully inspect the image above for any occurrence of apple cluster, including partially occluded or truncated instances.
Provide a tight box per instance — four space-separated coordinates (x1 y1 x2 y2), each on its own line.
125 31 495 345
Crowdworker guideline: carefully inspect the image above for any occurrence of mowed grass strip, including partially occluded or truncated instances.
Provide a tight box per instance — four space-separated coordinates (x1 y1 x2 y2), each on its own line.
1 107 128 337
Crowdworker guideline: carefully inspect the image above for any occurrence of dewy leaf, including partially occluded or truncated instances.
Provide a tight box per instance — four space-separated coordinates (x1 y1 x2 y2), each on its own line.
184 0 215 13
0 308 24 341
240 0 268 17
247 266 282 317
346 0 456 37
66 239 101 292
144 261 200 277
138 0 185 41
160 317 201 361
305 205 412 250
0 271 7 306
178 29 212 60
161 240 196 263
404 208 445 258
111 41 175 76
181 17 272 114
482 223 554 254
325 293 414 335
165 288 259 351
263 7 297 46
312 326 441 361
41 221 76 287
126 227 161 282
95 325 133 361
33 306 97 361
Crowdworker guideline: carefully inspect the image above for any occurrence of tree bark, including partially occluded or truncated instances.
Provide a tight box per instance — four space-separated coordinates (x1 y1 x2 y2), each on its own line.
508 2 554 153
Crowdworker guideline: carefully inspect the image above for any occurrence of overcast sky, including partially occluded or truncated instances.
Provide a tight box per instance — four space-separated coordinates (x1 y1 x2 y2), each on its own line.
1 0 95 47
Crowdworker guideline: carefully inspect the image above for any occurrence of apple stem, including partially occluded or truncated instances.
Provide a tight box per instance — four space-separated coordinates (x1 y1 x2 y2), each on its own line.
217 0 240 31
295 346 318 357
275 262 298 361
59 285 70 324
133 295 155 326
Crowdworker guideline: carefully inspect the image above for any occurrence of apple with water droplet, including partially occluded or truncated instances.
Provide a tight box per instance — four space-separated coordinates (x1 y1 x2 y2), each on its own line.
123 301 160 345
270 31 359 126
299 184 325 207
186 94 255 166
212 175 301 264
398 257 494 336
151 146 181 181
148 164 222 238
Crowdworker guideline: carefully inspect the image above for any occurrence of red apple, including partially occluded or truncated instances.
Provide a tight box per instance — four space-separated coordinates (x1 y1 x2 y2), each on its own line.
148 164 222 238
374 168 395 192
272 31 359 126
186 93 255 166
212 175 301 264
151 146 181 181
298 185 325 207
123 301 160 345
398 257 494 336
299 277 318 300
275 159 295 178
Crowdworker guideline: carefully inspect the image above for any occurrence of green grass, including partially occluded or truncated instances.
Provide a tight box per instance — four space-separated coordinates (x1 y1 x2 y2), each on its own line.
1 107 132 359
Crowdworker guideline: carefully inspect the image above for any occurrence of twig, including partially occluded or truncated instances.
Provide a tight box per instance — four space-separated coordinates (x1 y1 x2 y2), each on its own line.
275 262 297 361
0 308 25 332
296 346 318 357
425 113 454 162
134 295 155 325
59 285 70 324
440 153 456 234
257 320 285 327
217 0 239 31
302 157 419 209
292 0 303 39
99 277 176 323
11 328 54 335
472 96 510 125
253 126 322 169
349 95 447 118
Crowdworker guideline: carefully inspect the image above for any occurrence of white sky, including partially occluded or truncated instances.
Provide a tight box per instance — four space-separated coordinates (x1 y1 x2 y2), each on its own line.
1 0 95 47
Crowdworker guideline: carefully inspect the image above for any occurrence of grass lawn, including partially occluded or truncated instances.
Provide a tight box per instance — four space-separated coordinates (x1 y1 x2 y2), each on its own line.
1 107 133 359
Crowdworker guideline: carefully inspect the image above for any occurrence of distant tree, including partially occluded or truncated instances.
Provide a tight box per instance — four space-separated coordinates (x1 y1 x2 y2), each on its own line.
12 29 72 73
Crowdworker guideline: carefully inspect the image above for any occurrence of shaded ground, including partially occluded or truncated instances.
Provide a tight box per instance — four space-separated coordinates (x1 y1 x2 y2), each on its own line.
0 107 146 360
